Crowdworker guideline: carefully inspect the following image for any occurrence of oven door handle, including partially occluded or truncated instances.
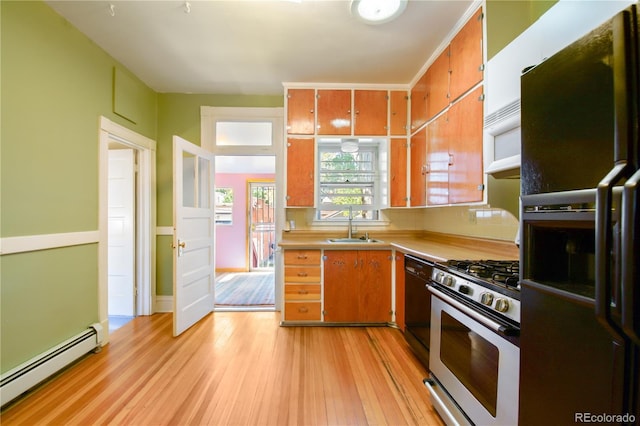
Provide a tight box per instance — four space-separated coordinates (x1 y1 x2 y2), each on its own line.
428 285 517 336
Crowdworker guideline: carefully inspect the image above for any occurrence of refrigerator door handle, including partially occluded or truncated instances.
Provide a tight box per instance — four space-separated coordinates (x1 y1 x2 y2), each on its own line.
621 169 640 344
596 163 628 340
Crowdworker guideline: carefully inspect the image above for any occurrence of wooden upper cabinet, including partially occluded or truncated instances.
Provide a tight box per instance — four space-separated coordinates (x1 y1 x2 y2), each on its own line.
447 86 484 204
427 47 450 120
286 89 315 135
354 90 388 135
410 128 427 207
317 89 352 135
449 8 483 102
390 138 408 207
410 72 428 131
286 138 315 207
389 91 408 135
426 112 450 206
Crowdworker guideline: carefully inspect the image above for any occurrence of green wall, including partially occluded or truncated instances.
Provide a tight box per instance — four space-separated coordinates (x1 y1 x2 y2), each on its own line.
1 1 157 373
154 93 282 295
486 0 556 60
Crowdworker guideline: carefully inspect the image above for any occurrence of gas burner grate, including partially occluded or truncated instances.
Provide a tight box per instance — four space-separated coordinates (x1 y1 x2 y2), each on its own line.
444 259 520 288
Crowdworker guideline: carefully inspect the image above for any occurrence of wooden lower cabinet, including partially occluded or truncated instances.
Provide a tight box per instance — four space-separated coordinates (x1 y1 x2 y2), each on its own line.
283 249 322 322
323 250 392 323
395 253 406 331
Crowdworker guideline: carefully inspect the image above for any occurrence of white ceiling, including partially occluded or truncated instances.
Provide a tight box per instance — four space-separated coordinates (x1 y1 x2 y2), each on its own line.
46 0 476 95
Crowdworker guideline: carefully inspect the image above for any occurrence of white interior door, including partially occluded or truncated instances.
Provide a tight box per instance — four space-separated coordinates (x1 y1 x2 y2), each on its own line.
108 149 136 317
173 136 215 336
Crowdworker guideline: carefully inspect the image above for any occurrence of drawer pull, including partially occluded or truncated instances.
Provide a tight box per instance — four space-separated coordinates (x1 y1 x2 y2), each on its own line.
298 307 309 313
298 290 309 295
297 255 308 259
297 272 308 277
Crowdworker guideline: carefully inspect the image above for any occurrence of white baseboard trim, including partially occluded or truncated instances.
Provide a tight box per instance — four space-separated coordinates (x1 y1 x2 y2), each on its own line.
155 296 173 313
0 231 100 255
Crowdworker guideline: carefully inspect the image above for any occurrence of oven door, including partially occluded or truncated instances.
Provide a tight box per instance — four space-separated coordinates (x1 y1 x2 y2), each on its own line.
427 292 519 426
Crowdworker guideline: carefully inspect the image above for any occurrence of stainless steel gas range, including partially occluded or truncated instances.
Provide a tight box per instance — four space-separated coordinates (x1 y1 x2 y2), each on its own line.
425 259 520 426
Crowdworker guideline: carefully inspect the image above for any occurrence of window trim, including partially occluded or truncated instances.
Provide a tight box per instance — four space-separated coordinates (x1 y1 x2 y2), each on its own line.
315 140 385 222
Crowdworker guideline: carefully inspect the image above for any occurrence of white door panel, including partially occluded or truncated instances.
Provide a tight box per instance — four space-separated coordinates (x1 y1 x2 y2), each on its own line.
173 136 215 336
108 149 135 317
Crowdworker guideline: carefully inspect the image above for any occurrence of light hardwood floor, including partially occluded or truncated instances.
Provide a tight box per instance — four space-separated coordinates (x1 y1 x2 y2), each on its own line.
1 312 445 426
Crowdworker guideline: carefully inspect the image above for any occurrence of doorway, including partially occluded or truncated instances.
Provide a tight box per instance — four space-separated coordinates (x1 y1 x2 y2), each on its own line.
99 117 156 342
214 156 275 310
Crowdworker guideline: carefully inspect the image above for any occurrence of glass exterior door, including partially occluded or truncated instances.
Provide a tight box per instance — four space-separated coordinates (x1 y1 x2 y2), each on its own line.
248 181 275 271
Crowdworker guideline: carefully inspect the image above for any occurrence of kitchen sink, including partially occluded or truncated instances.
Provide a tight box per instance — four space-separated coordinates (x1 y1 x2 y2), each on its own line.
327 238 383 244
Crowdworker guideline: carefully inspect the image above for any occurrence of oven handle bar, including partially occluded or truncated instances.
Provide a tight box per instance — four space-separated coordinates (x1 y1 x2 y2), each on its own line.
428 285 516 336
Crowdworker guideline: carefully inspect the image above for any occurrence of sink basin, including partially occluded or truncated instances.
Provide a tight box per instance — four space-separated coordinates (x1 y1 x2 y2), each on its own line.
327 238 383 244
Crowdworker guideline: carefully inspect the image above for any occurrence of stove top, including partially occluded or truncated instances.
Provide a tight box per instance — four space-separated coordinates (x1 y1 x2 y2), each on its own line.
432 259 521 324
442 259 520 290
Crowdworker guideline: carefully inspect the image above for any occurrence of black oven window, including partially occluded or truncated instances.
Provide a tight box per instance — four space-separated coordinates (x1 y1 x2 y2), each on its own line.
440 312 499 416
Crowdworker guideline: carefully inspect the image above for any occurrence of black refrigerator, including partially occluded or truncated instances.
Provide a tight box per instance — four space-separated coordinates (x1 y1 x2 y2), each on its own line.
519 5 640 425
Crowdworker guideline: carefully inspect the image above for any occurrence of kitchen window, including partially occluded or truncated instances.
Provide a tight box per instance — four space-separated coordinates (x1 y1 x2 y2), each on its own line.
316 141 380 221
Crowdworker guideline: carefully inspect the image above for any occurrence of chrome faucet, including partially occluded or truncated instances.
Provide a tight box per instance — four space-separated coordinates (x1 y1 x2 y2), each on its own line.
347 206 354 239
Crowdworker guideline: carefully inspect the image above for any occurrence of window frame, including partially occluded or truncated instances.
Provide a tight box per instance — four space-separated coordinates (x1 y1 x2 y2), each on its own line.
315 140 385 223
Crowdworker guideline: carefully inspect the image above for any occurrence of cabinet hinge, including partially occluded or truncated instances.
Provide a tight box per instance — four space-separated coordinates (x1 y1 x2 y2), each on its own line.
477 184 485 191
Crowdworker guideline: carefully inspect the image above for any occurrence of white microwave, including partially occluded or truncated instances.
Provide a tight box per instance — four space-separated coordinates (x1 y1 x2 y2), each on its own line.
484 99 521 179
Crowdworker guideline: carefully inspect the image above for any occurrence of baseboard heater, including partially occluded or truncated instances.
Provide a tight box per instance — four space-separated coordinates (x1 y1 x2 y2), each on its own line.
0 323 103 407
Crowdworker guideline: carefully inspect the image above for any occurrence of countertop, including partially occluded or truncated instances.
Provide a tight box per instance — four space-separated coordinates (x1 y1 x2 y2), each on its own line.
279 231 519 263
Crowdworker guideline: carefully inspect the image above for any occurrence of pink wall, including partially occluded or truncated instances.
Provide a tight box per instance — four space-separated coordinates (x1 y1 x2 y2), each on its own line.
215 173 275 271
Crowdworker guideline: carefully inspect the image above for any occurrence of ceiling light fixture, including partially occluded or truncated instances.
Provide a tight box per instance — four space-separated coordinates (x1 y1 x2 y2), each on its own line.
341 138 359 153
350 0 407 25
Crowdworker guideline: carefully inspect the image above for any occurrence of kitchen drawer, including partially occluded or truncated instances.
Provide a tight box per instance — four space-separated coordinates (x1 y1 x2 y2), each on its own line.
284 266 321 283
284 249 321 265
285 302 321 321
285 284 321 301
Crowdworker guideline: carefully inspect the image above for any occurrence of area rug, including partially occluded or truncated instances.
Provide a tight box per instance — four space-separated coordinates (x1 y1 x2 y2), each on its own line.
215 272 275 306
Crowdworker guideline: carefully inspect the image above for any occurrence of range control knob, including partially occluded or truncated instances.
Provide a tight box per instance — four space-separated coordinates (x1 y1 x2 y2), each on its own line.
495 298 510 313
480 292 494 306
443 275 456 287
458 285 471 295
434 272 444 283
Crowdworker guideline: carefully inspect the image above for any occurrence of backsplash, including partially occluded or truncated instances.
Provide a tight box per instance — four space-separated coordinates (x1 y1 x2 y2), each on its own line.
285 205 519 242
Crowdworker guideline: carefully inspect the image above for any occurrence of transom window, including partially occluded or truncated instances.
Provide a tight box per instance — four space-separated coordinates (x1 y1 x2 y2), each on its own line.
317 142 380 221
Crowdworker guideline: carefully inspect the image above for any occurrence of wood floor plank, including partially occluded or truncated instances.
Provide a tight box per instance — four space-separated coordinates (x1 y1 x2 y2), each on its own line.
1 312 444 426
